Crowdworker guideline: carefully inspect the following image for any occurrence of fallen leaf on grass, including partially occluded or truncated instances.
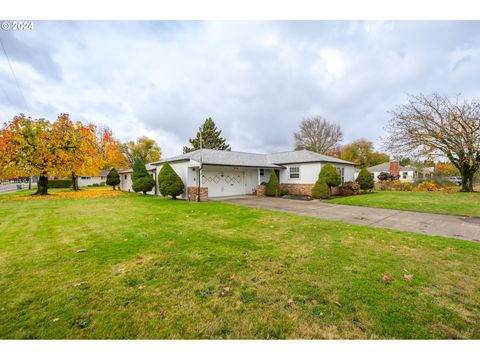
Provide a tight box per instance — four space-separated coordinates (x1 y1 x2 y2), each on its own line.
52 318 60 322
287 299 295 307
383 275 394 283
73 281 87 288
334 301 342 307
404 274 414 281
311 299 318 305
229 274 236 281
76 249 86 253
219 287 231 297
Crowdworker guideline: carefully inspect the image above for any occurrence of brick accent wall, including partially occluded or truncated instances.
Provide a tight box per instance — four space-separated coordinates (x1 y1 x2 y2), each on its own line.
280 183 315 196
256 184 266 196
187 186 208 201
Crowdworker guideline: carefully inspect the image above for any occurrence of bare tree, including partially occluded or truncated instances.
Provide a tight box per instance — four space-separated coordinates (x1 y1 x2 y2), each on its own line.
293 116 343 154
384 93 480 192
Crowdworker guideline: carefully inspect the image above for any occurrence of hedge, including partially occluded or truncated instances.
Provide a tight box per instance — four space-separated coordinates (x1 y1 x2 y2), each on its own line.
48 179 72 188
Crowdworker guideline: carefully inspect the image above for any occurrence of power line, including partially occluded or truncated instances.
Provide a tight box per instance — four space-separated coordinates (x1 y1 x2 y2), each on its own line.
0 34 29 111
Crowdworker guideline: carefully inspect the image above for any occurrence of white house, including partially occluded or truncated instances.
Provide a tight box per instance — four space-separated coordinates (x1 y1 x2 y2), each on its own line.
368 160 420 183
77 169 110 187
119 149 356 201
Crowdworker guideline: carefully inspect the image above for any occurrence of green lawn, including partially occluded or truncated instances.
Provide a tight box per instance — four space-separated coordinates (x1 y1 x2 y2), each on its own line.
1 191 480 339
328 191 480 217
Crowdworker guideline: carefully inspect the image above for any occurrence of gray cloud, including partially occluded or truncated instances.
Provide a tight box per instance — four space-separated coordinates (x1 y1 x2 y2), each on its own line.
1 21 480 157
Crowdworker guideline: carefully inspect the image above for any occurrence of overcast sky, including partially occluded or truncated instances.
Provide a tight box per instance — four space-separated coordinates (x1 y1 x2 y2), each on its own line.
1 21 480 157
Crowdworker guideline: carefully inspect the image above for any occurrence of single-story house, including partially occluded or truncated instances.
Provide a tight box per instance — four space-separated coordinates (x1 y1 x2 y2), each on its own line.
77 169 110 187
122 149 355 201
119 164 157 195
367 160 421 183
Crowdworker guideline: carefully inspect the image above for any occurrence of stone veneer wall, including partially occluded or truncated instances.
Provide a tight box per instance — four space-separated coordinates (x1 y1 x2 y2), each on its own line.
256 184 266 196
280 183 315 196
187 186 208 201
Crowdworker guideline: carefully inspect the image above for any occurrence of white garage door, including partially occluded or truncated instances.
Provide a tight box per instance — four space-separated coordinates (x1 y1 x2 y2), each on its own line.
201 170 245 197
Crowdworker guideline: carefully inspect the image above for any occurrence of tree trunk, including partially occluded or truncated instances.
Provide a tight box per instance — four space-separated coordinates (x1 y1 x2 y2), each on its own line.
71 172 79 191
28 176 32 190
460 168 475 192
35 174 49 195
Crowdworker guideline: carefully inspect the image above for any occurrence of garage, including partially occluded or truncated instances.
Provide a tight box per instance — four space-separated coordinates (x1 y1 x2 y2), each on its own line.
201 168 246 197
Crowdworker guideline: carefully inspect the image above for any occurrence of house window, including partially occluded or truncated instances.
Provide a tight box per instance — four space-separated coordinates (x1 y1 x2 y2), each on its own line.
101 176 106 180
124 175 127 180
80 176 90 180
289 166 300 179
335 167 345 184
259 169 265 176
402 172 408 179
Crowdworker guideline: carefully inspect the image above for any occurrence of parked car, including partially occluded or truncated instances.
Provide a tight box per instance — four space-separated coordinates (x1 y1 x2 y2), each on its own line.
447 176 462 186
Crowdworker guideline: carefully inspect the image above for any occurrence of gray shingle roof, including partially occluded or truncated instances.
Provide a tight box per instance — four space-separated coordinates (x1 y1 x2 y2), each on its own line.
367 162 415 172
152 149 283 168
267 149 356 165
152 149 356 168
118 163 156 174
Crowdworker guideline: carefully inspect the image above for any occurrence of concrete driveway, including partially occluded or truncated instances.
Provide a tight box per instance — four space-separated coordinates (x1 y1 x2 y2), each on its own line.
219 196 480 242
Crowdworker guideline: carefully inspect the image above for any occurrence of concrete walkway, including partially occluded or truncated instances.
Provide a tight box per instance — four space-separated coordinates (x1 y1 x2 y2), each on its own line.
220 196 480 242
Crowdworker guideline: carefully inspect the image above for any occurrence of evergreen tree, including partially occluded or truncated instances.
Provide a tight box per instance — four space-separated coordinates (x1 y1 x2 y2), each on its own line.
319 163 341 189
106 167 120 190
158 162 184 199
356 168 374 192
131 158 154 195
183 117 231 153
312 178 330 199
266 171 280 197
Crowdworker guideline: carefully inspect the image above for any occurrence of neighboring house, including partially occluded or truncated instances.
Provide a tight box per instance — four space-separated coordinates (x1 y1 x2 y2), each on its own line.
368 160 422 183
77 169 110 187
123 149 355 201
119 164 157 195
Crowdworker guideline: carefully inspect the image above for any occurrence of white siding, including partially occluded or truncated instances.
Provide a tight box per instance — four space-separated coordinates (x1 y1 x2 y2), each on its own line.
278 163 355 184
78 176 103 187
119 171 156 195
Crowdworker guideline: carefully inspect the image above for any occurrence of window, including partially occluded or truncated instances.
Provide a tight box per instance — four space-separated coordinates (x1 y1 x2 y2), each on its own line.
80 176 90 180
124 175 127 180
335 167 345 184
259 169 265 176
402 172 408 179
101 176 106 180
289 166 300 179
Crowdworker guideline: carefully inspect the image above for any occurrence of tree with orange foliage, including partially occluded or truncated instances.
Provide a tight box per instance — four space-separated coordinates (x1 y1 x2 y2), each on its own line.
96 126 129 172
434 162 460 177
0 114 73 195
51 114 99 190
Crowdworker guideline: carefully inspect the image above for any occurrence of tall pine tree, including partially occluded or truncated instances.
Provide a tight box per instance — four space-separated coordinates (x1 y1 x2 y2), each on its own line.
183 117 231 153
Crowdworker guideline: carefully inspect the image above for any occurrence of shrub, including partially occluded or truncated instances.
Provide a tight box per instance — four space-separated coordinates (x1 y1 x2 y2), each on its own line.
106 168 120 190
339 181 361 196
132 176 155 195
319 163 341 189
402 182 413 191
260 181 267 186
132 159 155 195
377 172 400 181
280 189 289 196
356 168 374 192
266 171 280 197
312 178 330 199
417 181 438 192
158 162 184 199
391 179 403 191
48 179 72 188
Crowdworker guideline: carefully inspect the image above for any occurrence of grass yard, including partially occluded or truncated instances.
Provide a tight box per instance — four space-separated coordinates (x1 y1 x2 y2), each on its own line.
329 191 480 217
1 190 480 339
